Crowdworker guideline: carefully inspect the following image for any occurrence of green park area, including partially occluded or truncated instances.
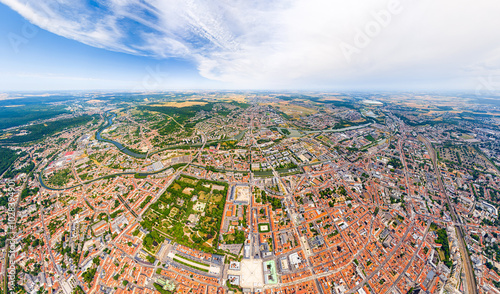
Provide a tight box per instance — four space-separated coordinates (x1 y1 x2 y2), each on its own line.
47 168 74 187
140 175 228 253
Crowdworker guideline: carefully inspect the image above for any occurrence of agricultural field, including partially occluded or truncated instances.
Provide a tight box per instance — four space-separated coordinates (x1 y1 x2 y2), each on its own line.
147 101 208 108
272 102 317 119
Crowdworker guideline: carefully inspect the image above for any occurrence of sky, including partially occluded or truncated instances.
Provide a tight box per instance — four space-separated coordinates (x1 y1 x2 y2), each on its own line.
0 0 500 92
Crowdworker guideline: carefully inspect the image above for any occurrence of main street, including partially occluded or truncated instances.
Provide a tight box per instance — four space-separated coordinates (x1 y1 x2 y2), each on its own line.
345 130 419 294
385 222 432 293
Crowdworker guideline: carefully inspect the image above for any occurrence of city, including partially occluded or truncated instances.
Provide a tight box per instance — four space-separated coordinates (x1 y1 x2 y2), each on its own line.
1 1 499 293
1 92 499 294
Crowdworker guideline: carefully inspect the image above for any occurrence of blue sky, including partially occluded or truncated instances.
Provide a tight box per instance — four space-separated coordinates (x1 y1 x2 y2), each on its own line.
0 2 216 91
1 0 499 92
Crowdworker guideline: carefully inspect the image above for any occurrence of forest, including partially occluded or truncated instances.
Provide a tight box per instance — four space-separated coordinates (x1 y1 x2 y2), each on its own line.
0 104 69 129
139 103 216 125
0 147 19 175
1 115 93 143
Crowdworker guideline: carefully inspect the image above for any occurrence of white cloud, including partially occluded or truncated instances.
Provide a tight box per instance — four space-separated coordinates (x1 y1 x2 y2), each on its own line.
2 0 500 89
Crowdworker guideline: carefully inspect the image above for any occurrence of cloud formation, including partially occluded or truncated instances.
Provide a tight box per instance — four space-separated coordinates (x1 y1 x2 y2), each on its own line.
2 0 500 89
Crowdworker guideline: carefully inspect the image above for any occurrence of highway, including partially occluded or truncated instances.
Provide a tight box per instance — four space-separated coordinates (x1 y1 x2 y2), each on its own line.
420 136 478 294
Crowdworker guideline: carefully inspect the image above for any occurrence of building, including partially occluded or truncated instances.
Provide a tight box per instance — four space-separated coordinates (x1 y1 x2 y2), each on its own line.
92 220 109 236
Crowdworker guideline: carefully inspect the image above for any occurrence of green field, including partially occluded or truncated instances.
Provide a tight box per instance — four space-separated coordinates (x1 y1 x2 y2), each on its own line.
172 257 209 272
174 254 209 267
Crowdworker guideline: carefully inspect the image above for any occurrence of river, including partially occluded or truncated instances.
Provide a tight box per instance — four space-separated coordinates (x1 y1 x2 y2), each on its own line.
95 113 147 158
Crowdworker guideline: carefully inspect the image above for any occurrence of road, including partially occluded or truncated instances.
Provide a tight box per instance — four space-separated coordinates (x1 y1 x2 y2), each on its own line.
37 199 79 293
385 222 432 293
345 212 416 294
34 126 208 291
345 133 419 294
249 113 382 293
250 109 415 293
39 208 62 276
117 193 138 218
420 136 478 294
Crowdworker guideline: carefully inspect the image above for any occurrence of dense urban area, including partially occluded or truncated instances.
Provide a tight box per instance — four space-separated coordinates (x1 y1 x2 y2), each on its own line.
1 92 500 294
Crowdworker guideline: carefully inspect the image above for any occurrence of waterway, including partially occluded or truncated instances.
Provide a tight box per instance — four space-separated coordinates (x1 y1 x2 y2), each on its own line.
38 164 178 191
95 113 147 158
38 112 197 191
38 112 146 191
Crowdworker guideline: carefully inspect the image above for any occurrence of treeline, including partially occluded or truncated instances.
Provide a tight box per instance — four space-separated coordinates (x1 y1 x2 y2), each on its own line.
260 191 282 211
47 168 72 187
314 99 358 109
141 176 228 253
228 101 250 109
281 128 291 135
157 119 182 136
388 157 403 169
142 229 163 251
224 230 245 244
139 103 215 125
393 112 458 127
333 118 371 130
434 226 453 268
20 187 39 201
0 147 19 175
3 162 35 179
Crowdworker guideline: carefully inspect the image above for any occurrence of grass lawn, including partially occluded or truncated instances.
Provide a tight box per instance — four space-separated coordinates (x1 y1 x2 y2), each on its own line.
437 248 445 261
173 257 209 272
174 254 209 267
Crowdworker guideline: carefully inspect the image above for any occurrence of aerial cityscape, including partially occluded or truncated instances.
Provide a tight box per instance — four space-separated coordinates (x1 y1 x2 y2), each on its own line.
1 92 499 294
1 1 500 294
